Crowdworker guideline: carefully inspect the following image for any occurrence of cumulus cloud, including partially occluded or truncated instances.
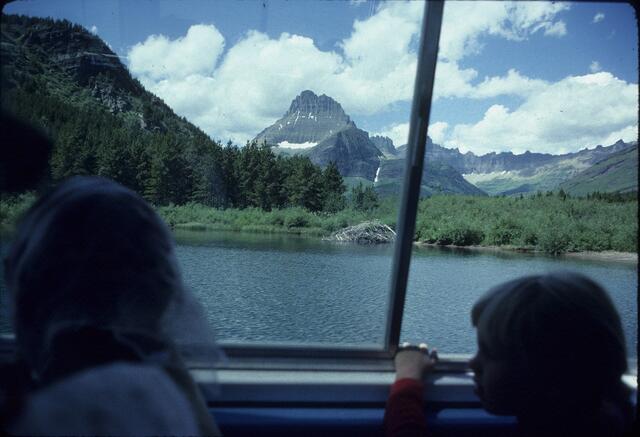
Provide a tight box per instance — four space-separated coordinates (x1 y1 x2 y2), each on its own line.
442 72 638 154
432 2 568 101
90 25 98 34
127 1 576 145
438 1 569 61
428 121 449 145
473 69 548 99
375 121 451 148
593 12 605 23
589 61 602 73
129 24 225 81
375 122 410 148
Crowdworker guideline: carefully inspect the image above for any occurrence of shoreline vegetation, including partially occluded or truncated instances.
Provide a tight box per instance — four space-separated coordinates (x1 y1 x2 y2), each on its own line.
1 191 636 257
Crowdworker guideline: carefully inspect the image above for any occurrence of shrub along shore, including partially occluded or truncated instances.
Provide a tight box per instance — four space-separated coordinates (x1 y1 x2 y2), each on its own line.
1 192 636 255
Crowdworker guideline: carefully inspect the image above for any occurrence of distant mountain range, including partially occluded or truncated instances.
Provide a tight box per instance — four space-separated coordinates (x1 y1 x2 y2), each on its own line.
256 90 637 196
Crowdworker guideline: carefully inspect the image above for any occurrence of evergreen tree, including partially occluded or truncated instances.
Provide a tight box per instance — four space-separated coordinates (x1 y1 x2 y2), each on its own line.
351 182 379 211
322 161 346 212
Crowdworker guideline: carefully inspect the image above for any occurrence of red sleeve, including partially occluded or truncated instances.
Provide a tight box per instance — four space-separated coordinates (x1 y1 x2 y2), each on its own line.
384 378 428 437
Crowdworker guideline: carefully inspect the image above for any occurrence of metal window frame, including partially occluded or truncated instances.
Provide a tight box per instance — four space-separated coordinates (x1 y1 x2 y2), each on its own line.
221 0 445 366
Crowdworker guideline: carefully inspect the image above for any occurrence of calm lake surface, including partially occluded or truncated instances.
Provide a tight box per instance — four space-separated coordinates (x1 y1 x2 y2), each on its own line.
173 230 637 356
1 230 637 357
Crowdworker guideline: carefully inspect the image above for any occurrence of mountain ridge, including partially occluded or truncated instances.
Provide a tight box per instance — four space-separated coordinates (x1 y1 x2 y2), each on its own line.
254 89 635 196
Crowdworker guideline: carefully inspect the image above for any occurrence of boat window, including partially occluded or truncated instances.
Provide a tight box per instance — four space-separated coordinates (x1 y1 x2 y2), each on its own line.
0 1 637 369
0 0 430 360
400 1 638 365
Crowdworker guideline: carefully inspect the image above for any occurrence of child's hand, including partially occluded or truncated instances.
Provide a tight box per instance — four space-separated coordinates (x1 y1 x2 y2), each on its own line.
394 343 438 381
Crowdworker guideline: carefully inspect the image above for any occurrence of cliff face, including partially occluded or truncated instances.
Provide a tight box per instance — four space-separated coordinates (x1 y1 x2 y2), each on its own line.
308 125 382 180
370 135 397 157
2 15 144 110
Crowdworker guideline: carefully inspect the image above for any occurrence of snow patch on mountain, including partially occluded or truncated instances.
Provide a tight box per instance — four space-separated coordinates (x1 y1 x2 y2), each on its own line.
277 141 318 149
463 170 520 184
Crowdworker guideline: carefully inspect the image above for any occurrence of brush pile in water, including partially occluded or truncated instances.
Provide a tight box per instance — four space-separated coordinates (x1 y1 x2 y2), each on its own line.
325 220 396 244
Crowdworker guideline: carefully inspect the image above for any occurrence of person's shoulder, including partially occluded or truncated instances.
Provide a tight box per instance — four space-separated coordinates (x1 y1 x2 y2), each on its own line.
10 362 200 435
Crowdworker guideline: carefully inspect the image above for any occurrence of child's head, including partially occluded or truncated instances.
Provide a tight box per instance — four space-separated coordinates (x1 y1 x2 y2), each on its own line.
5 176 182 376
469 272 627 417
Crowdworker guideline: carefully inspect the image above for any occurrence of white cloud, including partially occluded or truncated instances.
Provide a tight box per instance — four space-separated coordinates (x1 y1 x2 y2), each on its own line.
589 61 602 73
438 1 570 61
593 12 605 23
428 121 449 144
375 121 452 148
127 1 573 144
542 20 567 37
600 124 638 146
443 72 638 154
375 122 410 148
90 25 98 34
432 2 568 100
473 69 548 99
129 24 225 81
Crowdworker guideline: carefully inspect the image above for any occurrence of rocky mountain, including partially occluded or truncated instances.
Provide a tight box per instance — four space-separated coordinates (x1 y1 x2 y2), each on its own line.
254 91 489 196
456 140 634 195
308 125 382 180
396 138 635 195
254 90 390 184
254 90 353 147
560 143 638 196
370 135 397 158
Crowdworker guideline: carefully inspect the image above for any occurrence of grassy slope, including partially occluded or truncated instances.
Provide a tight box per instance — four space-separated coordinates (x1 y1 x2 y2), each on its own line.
560 145 638 196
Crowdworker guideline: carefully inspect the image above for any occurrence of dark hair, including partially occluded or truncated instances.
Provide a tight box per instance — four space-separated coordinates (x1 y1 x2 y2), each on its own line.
471 272 628 406
5 176 181 373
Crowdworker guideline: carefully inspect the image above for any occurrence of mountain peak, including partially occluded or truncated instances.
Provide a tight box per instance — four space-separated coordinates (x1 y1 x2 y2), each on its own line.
254 90 352 145
286 90 349 120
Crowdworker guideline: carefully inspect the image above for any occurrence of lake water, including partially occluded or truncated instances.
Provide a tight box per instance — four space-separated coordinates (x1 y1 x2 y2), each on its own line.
1 230 637 357
172 230 637 356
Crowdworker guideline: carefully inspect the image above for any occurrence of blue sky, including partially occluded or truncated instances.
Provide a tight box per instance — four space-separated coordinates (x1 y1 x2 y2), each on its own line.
5 0 638 155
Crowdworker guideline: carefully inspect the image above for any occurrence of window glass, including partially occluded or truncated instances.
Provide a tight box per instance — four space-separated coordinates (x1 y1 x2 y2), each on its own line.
0 0 422 349
1 1 636 360
402 1 638 360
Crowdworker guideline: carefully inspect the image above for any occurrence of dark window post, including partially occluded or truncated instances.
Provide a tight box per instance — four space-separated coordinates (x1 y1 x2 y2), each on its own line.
385 0 444 353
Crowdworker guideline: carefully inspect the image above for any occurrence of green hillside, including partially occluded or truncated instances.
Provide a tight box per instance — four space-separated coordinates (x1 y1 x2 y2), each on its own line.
560 144 638 196
1 14 346 212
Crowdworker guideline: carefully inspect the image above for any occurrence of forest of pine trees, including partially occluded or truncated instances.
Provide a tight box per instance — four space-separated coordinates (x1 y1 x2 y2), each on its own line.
2 84 349 213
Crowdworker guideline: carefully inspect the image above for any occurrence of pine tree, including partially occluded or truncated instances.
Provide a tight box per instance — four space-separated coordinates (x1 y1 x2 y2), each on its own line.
322 161 346 212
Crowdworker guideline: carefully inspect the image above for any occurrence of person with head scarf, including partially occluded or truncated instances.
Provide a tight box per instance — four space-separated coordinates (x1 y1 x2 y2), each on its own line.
2 176 223 435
